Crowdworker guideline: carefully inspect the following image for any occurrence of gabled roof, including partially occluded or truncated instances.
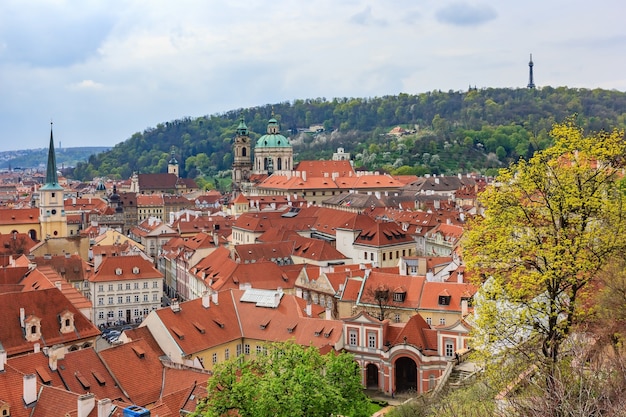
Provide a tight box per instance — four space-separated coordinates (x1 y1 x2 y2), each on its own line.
419 281 477 313
0 288 100 356
294 160 354 177
390 313 437 351
91 255 162 283
0 233 38 256
150 289 340 357
21 266 92 311
29 253 89 283
57 348 130 402
0 207 39 225
98 338 168 406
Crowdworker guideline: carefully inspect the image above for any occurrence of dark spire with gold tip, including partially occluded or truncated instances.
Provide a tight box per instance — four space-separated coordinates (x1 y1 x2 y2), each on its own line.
42 122 62 190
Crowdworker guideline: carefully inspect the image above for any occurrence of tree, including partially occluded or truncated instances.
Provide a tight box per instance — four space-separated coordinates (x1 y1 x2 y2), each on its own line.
193 340 371 417
464 120 626 410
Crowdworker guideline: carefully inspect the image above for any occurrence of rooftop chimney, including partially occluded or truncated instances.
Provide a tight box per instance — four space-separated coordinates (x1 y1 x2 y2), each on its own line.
306 302 312 317
170 299 181 313
23 374 37 405
78 393 95 417
325 307 332 320
211 291 218 305
98 398 112 417
461 299 469 317
20 307 25 328
0 349 6 372
202 291 210 309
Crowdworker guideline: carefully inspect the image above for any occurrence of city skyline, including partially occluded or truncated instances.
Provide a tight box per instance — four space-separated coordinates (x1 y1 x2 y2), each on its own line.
1 0 625 152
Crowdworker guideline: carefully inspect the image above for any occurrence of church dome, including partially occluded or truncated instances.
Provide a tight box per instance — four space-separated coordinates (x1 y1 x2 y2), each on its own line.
255 118 291 149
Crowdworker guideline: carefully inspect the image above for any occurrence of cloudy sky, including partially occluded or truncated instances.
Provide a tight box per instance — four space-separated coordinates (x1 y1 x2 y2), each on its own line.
1 0 624 152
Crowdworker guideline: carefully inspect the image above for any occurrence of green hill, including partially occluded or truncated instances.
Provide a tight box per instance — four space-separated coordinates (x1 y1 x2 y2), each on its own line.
70 87 626 183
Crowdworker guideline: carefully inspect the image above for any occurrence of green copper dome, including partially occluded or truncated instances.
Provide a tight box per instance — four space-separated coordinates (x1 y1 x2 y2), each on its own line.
255 118 291 149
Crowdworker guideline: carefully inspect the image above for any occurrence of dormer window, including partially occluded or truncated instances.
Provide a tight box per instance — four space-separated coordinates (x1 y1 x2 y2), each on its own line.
438 295 451 306
393 291 406 302
132 267 140 274
25 316 42 342
115 268 122 275
60 310 75 334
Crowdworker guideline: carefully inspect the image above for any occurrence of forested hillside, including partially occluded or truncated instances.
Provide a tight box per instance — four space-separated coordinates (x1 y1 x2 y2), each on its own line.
71 87 626 185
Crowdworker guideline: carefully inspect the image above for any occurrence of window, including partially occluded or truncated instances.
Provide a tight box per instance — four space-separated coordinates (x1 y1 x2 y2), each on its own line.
143 308 149 316
256 346 262 355
143 294 148 302
108 297 113 305
126 283 131 290
98 285 104 293
438 295 451 305
134 283 139 289
428 374 436 390
368 332 377 349
134 309 140 317
98 311 104 319
108 284 114 291
126 296 131 303
445 341 454 358
394 313 401 323
107 311 114 318
349 329 358 346
143 282 148 289
134 295 139 302
98 297 104 306
153 281 159 288
153 294 158 301
426 317 432 325
236 344 242 357
393 292 406 302
212 353 218 364
225 348 230 360
244 344 250 355
370 253 374 261
118 283 123 290
118 310 124 318
383 253 386 261
439 318 446 325
118 296 123 304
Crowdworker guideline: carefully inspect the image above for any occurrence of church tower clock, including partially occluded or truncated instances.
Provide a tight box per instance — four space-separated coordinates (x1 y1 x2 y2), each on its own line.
231 117 252 190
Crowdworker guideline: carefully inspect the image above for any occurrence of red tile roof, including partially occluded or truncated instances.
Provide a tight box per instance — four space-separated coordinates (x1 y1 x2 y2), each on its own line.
98 338 167 406
91 255 162 283
0 288 100 357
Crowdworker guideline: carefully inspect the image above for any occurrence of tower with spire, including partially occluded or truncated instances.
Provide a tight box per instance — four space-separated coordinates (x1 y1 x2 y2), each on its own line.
39 123 68 239
527 54 536 89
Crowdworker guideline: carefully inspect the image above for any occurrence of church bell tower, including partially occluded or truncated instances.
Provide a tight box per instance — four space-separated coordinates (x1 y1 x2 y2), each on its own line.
232 117 252 190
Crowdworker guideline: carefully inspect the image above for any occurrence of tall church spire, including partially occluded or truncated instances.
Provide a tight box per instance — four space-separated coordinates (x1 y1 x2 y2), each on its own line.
45 122 60 187
527 54 536 89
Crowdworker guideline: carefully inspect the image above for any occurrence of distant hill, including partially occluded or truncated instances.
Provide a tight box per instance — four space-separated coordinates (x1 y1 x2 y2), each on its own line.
0 147 110 171
69 87 626 182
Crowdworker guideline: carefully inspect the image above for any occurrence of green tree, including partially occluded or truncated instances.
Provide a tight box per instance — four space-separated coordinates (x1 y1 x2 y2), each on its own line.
193 340 370 417
464 120 626 411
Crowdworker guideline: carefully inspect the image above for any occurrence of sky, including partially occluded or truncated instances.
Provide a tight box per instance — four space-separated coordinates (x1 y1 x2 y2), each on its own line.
1 0 625 152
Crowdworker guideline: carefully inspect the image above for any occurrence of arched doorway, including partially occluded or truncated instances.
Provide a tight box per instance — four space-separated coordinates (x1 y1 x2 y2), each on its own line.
394 357 418 393
366 363 379 388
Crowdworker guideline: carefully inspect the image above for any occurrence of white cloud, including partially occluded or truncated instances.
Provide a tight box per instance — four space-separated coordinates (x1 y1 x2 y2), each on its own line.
0 0 625 152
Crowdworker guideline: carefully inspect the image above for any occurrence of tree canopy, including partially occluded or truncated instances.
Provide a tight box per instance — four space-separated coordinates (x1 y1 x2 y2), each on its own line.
464 120 626 412
70 87 626 184
193 340 371 417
